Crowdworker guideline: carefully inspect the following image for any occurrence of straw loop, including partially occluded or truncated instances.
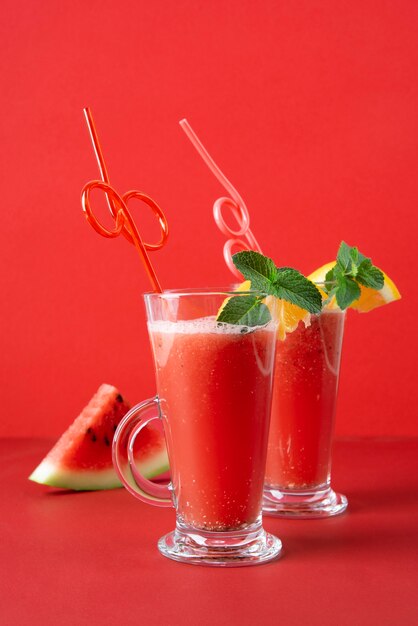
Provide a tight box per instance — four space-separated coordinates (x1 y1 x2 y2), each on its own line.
81 108 167 293
122 190 169 251
213 197 250 237
81 180 126 238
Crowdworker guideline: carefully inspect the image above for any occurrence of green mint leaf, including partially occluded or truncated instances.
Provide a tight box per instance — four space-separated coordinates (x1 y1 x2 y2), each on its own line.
217 296 271 327
349 247 360 266
336 241 353 272
333 263 346 281
324 268 336 293
242 302 271 327
356 250 368 264
272 268 323 314
356 259 384 290
232 251 278 292
335 275 361 309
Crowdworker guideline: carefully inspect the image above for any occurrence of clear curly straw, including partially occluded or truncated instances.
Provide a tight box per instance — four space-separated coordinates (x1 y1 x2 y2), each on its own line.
179 119 262 278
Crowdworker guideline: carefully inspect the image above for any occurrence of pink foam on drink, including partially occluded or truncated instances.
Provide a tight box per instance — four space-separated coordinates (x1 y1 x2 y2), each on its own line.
148 316 275 335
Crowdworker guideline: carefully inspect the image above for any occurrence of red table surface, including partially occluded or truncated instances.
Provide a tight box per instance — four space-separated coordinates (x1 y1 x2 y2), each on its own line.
1 438 417 626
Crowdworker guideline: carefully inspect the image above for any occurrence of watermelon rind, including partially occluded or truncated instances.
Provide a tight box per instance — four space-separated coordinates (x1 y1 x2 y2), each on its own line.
29 450 170 491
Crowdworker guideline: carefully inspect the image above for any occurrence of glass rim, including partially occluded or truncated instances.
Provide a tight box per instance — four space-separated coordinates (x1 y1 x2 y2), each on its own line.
144 287 268 298
143 287 346 315
145 280 331 296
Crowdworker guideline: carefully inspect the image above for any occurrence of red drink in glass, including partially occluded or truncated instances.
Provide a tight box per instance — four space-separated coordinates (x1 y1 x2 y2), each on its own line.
150 318 274 531
263 309 348 518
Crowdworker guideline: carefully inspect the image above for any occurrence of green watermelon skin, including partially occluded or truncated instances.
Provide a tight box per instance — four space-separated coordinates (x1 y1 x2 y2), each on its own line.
29 384 169 490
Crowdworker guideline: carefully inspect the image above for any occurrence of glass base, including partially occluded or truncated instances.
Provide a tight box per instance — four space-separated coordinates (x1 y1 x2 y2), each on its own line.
158 524 282 567
263 485 348 519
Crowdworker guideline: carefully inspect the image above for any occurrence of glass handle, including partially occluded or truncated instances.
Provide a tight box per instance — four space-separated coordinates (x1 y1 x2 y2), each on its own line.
112 396 172 507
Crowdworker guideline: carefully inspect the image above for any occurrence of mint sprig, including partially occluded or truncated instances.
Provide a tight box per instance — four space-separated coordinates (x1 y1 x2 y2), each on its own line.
324 242 384 310
216 251 322 327
233 252 322 314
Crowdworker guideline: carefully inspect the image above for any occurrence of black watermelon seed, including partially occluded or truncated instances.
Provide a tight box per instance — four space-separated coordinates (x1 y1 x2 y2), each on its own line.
87 427 96 442
116 394 123 403
104 435 110 446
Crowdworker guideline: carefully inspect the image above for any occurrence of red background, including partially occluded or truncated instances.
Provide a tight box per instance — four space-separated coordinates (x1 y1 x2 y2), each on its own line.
1 0 416 438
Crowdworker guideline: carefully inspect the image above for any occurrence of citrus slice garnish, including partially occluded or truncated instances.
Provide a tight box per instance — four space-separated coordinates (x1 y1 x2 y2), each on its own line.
265 296 311 340
308 262 401 312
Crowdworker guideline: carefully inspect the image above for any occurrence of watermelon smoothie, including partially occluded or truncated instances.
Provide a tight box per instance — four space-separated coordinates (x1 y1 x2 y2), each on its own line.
149 316 276 532
263 309 347 517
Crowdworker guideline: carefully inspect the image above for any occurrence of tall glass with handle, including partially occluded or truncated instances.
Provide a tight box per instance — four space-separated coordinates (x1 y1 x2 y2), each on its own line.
113 289 282 566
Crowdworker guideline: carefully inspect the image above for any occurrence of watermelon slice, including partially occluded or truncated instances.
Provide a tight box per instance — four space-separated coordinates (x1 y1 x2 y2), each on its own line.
29 384 169 490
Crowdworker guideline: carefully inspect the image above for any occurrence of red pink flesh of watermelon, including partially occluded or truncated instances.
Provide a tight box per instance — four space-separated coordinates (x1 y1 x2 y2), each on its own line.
29 384 169 490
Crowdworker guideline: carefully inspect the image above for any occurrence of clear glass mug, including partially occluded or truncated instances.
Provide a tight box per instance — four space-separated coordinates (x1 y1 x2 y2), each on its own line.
263 306 348 518
113 289 282 566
